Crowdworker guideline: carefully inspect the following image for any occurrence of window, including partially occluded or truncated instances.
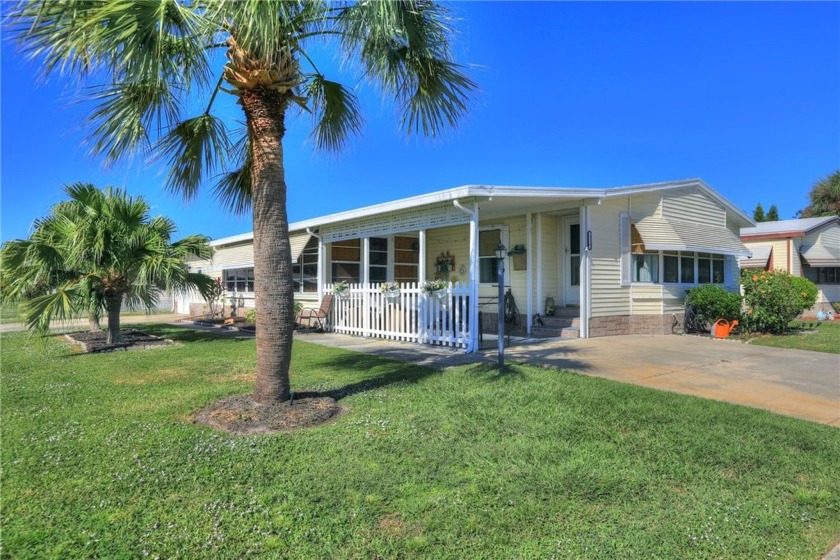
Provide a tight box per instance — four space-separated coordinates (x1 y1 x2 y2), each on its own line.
224 268 254 292
292 237 319 294
369 237 388 283
393 236 419 283
479 228 502 283
331 238 361 284
632 251 725 285
805 265 840 284
632 253 659 283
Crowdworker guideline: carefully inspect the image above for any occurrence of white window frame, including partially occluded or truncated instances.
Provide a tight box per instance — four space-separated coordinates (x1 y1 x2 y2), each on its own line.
223 267 254 293
631 251 727 286
292 237 319 294
478 225 510 285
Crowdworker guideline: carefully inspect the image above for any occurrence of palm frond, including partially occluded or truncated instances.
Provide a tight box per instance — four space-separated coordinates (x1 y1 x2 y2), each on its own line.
212 132 253 215
304 73 363 151
86 79 181 163
156 114 231 200
21 284 81 333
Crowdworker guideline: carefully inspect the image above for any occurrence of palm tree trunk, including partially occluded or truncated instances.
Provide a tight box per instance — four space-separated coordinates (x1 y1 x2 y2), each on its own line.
105 293 123 345
88 311 102 332
241 88 294 404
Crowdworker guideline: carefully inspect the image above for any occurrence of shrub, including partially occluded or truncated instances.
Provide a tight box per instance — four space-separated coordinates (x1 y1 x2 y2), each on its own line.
245 308 256 325
741 269 818 334
685 284 742 330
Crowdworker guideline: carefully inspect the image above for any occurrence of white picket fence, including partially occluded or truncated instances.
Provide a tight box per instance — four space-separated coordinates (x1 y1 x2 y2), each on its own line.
325 282 472 349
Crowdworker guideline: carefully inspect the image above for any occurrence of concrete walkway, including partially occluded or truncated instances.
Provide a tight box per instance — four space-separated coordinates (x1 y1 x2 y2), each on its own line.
296 331 840 427
0 313 186 333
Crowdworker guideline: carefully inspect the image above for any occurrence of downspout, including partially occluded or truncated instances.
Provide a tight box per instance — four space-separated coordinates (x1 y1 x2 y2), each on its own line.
307 228 324 303
453 200 479 353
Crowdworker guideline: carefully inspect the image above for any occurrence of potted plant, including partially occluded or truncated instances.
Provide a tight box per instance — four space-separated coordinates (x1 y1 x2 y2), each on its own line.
379 281 401 300
422 279 447 299
333 281 350 299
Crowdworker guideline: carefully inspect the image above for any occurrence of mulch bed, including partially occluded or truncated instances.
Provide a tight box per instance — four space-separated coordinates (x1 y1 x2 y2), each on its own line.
64 329 173 353
193 394 343 435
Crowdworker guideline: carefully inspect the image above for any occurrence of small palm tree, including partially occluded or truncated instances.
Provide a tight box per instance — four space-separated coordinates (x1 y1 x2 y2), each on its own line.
9 0 476 403
1 183 214 344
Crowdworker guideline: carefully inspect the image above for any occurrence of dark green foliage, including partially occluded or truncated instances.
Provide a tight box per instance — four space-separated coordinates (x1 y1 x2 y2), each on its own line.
741 270 819 333
753 203 765 222
798 169 840 218
765 204 779 221
686 284 742 328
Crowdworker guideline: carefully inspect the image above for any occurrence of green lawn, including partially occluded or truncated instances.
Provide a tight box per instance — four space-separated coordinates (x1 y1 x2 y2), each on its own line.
748 321 840 354
2 326 839 559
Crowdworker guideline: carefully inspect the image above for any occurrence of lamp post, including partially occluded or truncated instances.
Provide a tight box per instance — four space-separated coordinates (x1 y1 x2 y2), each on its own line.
495 243 507 370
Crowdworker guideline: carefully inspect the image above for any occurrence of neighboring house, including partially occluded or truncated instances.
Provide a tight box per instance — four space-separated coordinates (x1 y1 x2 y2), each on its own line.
740 216 840 317
176 178 753 349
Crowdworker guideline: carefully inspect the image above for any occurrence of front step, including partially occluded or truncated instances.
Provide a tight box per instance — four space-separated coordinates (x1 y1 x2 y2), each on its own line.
531 323 580 339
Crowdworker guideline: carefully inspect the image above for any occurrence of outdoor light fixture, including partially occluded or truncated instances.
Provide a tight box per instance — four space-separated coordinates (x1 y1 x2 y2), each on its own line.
495 243 507 261
495 243 506 370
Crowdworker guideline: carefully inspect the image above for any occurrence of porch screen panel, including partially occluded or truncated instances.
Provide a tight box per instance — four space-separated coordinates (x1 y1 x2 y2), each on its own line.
479 229 501 283
394 236 419 282
331 239 361 283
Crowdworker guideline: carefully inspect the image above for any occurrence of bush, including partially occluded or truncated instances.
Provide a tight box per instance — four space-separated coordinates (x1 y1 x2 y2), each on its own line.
741 269 818 334
245 308 256 325
685 284 742 330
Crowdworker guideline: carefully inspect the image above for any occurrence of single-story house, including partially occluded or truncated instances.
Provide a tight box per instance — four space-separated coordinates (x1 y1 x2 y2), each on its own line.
740 216 840 317
176 178 753 350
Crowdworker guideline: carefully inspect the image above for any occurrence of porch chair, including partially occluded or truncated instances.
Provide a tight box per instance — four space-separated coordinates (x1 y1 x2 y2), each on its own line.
296 294 334 332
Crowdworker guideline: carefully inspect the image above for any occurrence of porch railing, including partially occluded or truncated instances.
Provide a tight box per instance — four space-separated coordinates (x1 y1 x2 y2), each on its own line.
324 282 472 349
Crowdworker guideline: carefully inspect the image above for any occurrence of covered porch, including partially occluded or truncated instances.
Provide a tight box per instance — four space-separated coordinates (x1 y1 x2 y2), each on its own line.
297 186 596 351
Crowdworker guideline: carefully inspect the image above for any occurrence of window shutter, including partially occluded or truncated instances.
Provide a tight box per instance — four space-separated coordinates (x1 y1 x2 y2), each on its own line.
620 213 631 287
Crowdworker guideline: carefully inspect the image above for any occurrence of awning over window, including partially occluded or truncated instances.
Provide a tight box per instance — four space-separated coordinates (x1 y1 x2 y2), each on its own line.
739 245 771 269
290 232 313 264
800 243 840 267
632 218 752 257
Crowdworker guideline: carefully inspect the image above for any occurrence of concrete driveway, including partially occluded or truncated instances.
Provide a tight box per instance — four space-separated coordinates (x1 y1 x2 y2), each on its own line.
498 335 840 427
298 331 840 427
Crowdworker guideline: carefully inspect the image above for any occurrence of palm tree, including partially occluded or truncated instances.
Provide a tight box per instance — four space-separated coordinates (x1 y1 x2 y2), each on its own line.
9 1 476 404
799 170 840 218
1 183 214 344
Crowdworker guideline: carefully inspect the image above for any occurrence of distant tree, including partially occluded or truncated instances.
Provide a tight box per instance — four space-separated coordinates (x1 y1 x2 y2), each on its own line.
798 170 840 218
0 184 214 344
765 204 779 221
753 203 765 222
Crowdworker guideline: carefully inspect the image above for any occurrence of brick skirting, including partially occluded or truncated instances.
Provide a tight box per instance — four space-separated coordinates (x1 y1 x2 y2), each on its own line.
589 314 680 337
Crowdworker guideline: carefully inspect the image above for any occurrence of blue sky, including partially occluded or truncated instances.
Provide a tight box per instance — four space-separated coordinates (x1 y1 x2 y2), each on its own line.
2 1 838 243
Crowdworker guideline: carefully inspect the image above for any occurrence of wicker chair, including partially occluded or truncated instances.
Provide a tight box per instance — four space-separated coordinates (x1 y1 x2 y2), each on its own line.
296 294 334 332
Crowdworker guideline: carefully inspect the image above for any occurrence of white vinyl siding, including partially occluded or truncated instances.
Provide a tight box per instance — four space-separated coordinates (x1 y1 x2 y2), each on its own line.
661 188 726 227
589 198 631 318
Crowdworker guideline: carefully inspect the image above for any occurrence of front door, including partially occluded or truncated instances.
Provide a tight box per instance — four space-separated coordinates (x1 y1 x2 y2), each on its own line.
564 217 581 306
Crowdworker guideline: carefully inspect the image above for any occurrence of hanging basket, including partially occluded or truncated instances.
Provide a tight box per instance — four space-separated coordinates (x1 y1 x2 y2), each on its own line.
384 290 401 300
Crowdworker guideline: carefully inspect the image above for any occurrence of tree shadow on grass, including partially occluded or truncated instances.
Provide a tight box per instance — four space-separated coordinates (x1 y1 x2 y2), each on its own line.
292 351 442 402
140 324 253 344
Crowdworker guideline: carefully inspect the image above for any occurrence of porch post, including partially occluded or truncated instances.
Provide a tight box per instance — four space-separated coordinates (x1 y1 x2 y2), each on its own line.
362 237 370 337
526 212 533 334
469 203 479 352
580 205 590 338
536 213 543 314
418 230 427 283
317 236 325 302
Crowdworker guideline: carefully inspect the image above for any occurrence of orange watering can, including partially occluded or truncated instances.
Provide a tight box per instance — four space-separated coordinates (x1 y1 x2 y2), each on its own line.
713 319 738 338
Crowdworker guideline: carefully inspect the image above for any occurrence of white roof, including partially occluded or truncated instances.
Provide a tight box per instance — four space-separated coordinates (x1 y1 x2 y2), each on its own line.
740 216 838 237
208 179 753 246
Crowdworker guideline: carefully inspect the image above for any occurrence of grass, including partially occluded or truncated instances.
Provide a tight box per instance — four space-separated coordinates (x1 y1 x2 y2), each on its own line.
748 321 840 354
0 302 22 323
2 325 839 559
